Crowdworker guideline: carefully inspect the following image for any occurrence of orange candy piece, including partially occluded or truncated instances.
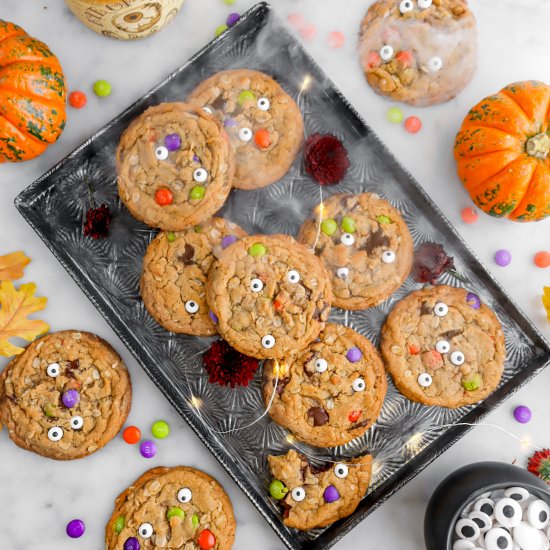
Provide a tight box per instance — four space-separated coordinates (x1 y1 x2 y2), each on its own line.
155 187 173 206
69 91 87 109
123 426 141 444
254 128 271 149
198 529 216 549
534 251 550 268
366 51 381 68
405 116 422 134
348 410 361 423
461 207 479 224
395 50 414 67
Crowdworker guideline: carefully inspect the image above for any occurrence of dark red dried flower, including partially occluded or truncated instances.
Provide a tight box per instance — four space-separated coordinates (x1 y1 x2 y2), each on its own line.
304 133 350 185
528 449 550 483
203 339 259 388
84 204 112 239
413 242 455 284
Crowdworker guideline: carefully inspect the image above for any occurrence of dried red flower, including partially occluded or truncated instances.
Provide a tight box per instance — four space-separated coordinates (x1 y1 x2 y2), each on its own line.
84 204 112 239
528 448 550 483
413 242 455 284
304 133 350 185
203 339 259 388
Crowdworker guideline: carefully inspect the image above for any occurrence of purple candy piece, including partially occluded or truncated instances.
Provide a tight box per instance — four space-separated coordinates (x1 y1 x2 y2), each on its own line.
494 249 512 267
226 12 240 26
164 133 181 151
221 235 238 249
466 292 481 310
62 389 80 409
66 519 85 538
193 154 200 163
346 347 362 363
323 485 340 503
514 405 532 424
124 538 140 550
140 440 157 459
209 311 219 324
224 118 237 127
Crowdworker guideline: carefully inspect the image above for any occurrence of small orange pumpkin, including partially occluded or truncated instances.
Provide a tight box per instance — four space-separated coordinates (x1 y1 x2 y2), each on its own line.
0 20 67 163
454 80 550 222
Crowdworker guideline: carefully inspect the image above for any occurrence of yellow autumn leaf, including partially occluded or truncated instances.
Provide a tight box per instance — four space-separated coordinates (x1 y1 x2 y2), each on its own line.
0 281 49 357
543 287 550 322
0 251 31 281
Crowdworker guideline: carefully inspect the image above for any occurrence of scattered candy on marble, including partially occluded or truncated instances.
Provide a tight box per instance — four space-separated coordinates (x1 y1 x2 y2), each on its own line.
287 13 304 27
123 426 141 444
93 79 112 97
221 235 238 248
404 115 422 134
386 106 404 124
69 90 87 108
300 24 317 41
226 12 240 27
323 485 340 503
466 292 481 309
534 251 550 268
61 389 80 408
66 519 85 538
155 187 173 206
461 207 478 224
215 24 228 37
346 347 362 362
164 133 181 151
140 440 157 459
222 0 235 4
151 420 170 439
328 31 345 48
494 249 512 267
514 405 532 424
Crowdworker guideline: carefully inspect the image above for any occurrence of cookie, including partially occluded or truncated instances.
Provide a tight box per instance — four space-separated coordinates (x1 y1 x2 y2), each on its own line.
0 330 131 460
263 322 387 447
116 102 234 231
140 217 247 335
358 0 477 106
105 466 235 549
298 192 413 310
268 449 372 530
206 234 332 359
381 285 505 408
187 69 304 190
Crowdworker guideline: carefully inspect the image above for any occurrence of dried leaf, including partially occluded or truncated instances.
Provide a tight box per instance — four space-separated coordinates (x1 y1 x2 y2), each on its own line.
0 251 31 281
0 281 49 357
543 287 550 322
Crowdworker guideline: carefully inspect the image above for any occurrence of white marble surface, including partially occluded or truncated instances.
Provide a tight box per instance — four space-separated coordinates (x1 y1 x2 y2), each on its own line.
1 0 550 548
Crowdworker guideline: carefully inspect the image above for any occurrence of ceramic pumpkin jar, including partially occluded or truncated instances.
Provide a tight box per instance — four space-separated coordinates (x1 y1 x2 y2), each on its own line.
454 80 550 222
0 20 67 163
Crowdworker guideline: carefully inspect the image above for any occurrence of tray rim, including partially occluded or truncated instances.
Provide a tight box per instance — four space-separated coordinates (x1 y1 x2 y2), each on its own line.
14 3 550 549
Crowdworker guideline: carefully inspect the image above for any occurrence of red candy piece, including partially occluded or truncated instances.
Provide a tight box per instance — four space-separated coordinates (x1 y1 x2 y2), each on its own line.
404 115 422 134
69 91 87 109
198 529 216 549
422 350 443 369
534 251 550 268
408 344 420 355
328 31 345 49
254 128 271 149
461 207 478 224
395 50 414 67
366 51 381 68
155 187 173 206
123 426 141 444
348 410 361 423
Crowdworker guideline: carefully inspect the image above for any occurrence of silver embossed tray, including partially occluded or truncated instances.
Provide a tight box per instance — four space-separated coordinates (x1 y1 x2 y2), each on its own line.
14 3 550 549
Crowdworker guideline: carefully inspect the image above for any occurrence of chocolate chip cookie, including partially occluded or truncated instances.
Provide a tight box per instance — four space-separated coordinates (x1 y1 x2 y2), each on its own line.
298 192 413 310
106 466 235 550
116 102 234 231
359 0 477 106
187 69 304 190
263 322 387 447
381 285 505 408
206 234 332 359
0 330 131 460
141 217 247 335
268 449 372 530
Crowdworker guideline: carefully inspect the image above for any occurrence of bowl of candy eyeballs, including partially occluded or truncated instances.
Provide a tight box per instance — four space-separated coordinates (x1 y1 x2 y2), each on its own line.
424 462 550 550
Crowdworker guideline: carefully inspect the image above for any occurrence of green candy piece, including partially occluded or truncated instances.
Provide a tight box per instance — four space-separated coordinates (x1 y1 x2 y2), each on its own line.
376 215 392 224
215 24 228 37
386 107 404 124
190 185 206 200
42 404 57 418
167 232 176 243
462 373 482 391
93 79 112 97
269 479 289 500
167 507 184 520
321 218 338 236
151 420 170 439
223 0 236 4
237 90 256 106
192 514 200 527
248 243 266 257
113 516 125 533
194 225 202 233
341 216 356 233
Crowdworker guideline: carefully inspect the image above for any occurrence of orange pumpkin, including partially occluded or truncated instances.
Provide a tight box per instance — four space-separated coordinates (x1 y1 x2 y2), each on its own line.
0 20 67 163
454 80 550 222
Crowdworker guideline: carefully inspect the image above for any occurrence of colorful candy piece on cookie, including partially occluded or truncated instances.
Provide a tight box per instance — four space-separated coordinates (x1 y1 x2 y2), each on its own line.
105 466 235 549
267 450 372 530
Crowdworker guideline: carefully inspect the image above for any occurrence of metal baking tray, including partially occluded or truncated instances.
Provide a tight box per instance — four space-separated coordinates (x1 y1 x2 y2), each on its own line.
15 3 550 548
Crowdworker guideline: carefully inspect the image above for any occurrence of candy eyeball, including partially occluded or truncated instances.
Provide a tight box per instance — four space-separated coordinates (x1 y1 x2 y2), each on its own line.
399 0 414 14
334 463 349 479
450 351 465 366
155 146 169 160
494 497 522 528
138 523 154 539
455 518 480 541
435 340 450 354
473 497 495 518
452 541 476 550
238 127 253 142
291 487 306 502
468 511 492 533
70 415 84 430
336 267 349 279
261 335 275 349
48 426 64 442
203 106 213 114
47 363 61 378
340 233 355 246
250 278 264 292
380 45 394 61
257 97 270 111
485 527 513 550
177 487 192 503
193 168 208 183
526 499 549 529
417 0 432 8
315 358 328 373
418 372 432 387
434 302 449 317
185 300 199 313
382 250 396 264
287 270 300 284
428 56 443 73
352 377 366 392
503 487 530 502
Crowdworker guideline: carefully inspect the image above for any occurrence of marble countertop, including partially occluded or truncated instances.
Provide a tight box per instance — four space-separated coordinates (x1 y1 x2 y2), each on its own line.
1 0 550 548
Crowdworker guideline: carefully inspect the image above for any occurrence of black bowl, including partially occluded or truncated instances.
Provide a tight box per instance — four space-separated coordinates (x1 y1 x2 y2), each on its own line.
424 461 550 550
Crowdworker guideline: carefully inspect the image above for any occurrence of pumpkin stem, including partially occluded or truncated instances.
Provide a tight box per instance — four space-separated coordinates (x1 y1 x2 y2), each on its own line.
526 132 550 159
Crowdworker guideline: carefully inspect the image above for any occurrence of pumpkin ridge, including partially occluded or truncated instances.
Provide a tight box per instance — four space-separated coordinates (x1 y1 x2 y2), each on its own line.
459 121 525 140
510 163 549 219
0 114 45 146
468 153 527 195
0 79 66 106
500 89 537 127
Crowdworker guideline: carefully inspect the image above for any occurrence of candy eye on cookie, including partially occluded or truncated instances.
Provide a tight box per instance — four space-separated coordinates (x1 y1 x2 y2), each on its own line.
185 300 199 314
315 357 328 373
177 487 192 503
48 426 64 442
257 97 270 111
137 522 154 539
287 270 300 284
334 463 349 479
47 362 61 378
291 487 306 502
70 415 84 430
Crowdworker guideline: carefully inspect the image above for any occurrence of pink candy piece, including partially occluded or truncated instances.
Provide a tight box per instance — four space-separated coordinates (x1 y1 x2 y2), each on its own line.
287 13 304 27
328 31 345 48
300 24 317 41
